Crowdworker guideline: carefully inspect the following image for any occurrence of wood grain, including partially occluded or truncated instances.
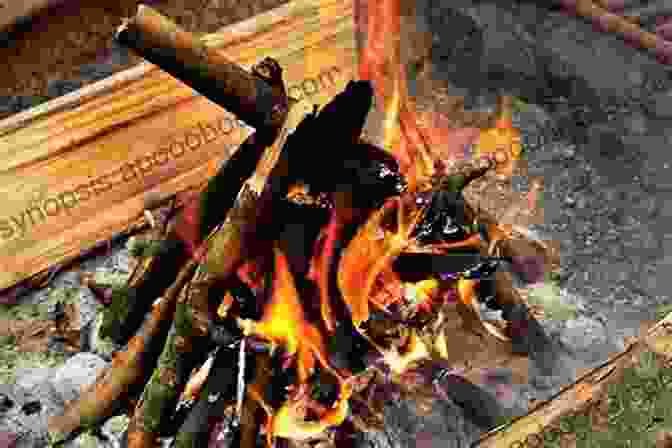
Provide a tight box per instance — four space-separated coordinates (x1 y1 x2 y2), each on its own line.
0 0 358 291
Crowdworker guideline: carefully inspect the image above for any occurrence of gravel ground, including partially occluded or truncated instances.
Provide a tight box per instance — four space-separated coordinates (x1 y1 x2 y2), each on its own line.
4 0 672 445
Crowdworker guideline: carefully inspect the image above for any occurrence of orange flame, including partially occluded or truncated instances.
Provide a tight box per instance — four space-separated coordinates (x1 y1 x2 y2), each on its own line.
402 278 440 312
240 247 353 447
379 330 430 375
338 195 425 328
238 247 322 383
358 0 435 190
357 0 522 183
267 382 352 443
472 96 522 178
306 208 345 334
239 247 350 383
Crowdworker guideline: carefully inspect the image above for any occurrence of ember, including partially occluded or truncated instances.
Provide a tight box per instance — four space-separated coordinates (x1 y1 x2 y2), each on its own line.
47 3 562 448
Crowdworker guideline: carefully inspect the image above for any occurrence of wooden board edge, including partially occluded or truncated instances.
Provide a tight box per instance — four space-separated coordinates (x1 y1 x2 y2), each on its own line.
474 311 672 447
0 0 351 298
0 0 318 134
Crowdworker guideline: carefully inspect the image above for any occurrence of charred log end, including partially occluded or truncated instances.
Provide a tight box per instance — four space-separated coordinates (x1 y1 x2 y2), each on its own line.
503 302 564 376
434 373 506 431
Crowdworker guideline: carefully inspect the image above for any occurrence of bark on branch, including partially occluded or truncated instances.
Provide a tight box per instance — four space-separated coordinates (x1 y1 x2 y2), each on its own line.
115 4 289 141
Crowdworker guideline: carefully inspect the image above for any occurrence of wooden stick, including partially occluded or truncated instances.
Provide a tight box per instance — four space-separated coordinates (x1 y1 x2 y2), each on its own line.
569 0 670 58
121 98 309 447
476 311 672 447
47 258 198 445
115 4 289 136
199 98 310 279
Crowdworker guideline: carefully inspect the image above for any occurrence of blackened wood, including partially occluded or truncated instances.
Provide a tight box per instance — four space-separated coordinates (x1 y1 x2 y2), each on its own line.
434 374 505 431
198 132 272 242
284 80 374 194
172 347 244 448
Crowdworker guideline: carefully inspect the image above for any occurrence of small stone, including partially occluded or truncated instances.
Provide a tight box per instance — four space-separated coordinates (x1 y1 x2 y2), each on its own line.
15 368 56 391
0 393 14 413
627 71 644 86
625 113 648 136
50 353 108 404
647 90 672 118
565 316 608 343
21 401 41 415
561 146 576 159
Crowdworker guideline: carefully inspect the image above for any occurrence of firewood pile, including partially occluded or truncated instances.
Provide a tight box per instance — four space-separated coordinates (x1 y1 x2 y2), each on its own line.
46 4 562 448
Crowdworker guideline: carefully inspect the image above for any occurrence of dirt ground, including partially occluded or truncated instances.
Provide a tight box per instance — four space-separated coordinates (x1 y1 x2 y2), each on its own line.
0 0 287 110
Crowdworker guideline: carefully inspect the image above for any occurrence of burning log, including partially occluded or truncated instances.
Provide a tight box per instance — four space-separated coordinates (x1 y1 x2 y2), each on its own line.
123 79 306 448
48 3 566 447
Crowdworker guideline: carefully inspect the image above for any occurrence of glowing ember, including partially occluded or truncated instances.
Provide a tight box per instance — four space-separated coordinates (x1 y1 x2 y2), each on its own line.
237 256 267 293
216 292 235 319
287 182 310 200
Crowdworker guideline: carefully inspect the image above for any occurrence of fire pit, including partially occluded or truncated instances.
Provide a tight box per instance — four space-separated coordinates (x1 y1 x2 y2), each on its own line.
46 3 562 448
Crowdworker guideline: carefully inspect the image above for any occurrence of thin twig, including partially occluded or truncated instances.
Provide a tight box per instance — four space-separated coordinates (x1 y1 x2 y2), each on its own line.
236 337 247 421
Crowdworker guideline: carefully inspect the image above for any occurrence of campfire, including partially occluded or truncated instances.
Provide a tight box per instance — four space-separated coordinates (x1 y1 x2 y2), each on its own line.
47 2 560 447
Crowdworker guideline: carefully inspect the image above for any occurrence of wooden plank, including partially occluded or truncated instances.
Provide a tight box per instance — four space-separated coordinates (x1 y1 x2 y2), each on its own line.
475 311 672 447
0 0 358 291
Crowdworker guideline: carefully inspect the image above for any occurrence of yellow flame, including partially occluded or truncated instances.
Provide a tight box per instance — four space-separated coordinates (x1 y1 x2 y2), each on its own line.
382 75 402 152
242 247 324 383
237 246 354 446
338 196 425 329
403 278 440 305
269 387 352 442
